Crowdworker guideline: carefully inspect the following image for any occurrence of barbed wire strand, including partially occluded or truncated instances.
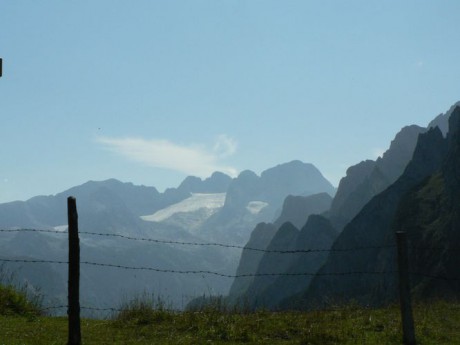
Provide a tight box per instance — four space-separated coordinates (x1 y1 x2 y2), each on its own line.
0 258 68 265
0 228 65 235
1 258 459 281
0 228 397 254
0 257 390 278
1 229 459 254
80 231 397 253
5 228 458 254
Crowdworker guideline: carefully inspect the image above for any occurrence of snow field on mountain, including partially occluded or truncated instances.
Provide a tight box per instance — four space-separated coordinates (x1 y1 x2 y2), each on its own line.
141 193 227 222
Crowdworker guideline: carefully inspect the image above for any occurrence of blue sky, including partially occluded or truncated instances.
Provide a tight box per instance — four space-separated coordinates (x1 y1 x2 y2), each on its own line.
1 1 459 203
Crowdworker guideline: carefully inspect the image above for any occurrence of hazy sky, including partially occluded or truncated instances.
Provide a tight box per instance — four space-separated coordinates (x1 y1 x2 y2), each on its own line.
1 1 460 203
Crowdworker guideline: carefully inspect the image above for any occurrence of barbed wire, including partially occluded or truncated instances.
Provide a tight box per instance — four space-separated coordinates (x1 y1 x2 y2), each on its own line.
0 228 397 254
40 305 68 312
4 228 459 254
0 228 66 235
77 262 460 281
2 228 459 255
1 229 459 281
3 227 459 323
0 258 68 265
0 257 389 278
80 260 399 278
80 231 259 250
80 231 399 253
38 305 124 314
81 306 123 313
1 257 458 281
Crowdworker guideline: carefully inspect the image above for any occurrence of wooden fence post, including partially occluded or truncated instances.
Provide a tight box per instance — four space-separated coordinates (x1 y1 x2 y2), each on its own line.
67 197 81 345
396 231 416 345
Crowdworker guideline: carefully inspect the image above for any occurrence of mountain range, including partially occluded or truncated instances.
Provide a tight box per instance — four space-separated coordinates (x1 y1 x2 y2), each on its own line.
1 100 459 313
226 101 460 310
0 160 334 313
301 105 460 308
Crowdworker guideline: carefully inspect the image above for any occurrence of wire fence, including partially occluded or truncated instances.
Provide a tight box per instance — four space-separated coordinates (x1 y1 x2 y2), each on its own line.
0 227 459 317
0 228 398 253
0 257 400 278
1 228 459 280
1 256 458 281
3 228 459 253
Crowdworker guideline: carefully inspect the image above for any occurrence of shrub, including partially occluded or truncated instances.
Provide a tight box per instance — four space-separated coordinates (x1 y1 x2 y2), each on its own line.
114 292 174 326
0 264 43 317
0 284 42 317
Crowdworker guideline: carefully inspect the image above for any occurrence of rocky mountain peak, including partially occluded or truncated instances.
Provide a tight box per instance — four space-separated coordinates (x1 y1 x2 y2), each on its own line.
428 101 460 136
177 172 232 194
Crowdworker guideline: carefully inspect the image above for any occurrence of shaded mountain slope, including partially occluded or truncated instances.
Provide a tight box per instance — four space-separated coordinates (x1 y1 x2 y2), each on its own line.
328 125 425 230
227 193 333 304
427 100 460 136
244 215 337 309
392 107 460 299
303 122 451 307
274 193 332 229
240 222 300 308
227 120 429 310
227 222 279 300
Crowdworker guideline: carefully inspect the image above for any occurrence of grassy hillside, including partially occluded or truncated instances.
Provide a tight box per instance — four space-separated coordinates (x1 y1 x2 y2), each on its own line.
0 301 459 344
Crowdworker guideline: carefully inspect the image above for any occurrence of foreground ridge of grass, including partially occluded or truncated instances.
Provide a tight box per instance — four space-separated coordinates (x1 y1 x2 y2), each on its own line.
0 301 459 344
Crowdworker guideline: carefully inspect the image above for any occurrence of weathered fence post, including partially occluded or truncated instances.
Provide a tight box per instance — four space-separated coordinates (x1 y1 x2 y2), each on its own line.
396 231 416 345
67 197 81 345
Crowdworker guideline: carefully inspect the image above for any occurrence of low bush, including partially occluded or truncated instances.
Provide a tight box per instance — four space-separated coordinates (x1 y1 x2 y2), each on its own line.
0 284 42 317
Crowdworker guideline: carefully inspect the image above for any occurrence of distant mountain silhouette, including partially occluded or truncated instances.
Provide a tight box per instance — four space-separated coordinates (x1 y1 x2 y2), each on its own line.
235 215 337 309
393 106 460 299
227 193 333 305
274 193 333 229
226 120 427 310
0 161 335 313
427 100 460 136
0 172 232 230
226 222 279 302
197 161 336 245
328 125 425 229
162 172 232 206
227 101 460 311
303 120 454 307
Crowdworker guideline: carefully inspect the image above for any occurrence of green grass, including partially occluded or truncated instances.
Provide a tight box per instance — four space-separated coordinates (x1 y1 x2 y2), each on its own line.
0 285 42 318
0 301 459 344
